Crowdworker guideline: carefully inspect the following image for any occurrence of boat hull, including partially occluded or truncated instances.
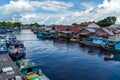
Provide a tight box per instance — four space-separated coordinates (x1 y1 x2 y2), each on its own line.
0 51 8 54
50 35 59 39
9 52 26 61
0 46 8 54
80 41 103 48
37 33 50 39
102 47 120 53
70 38 80 42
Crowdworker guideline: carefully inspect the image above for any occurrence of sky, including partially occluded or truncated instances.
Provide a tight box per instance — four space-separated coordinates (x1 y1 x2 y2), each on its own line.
0 0 120 25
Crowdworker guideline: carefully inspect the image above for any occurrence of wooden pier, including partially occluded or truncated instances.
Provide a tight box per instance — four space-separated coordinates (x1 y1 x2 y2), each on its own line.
0 54 25 80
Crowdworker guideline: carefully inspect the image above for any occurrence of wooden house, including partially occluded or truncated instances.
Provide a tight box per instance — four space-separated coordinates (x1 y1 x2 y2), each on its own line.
94 28 114 39
87 23 100 29
108 28 120 40
58 31 72 39
79 28 97 40
69 27 84 42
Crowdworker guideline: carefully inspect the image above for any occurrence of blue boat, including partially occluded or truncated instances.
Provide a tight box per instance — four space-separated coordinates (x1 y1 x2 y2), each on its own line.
7 34 17 47
16 59 49 80
50 35 59 39
37 32 51 39
0 45 8 54
80 37 107 48
102 40 120 53
0 35 8 54
0 29 6 34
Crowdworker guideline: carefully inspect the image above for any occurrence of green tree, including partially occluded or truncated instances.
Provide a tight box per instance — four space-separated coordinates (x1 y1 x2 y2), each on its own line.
6 22 14 28
34 22 40 27
14 22 21 27
96 16 116 27
1 21 7 26
72 23 79 26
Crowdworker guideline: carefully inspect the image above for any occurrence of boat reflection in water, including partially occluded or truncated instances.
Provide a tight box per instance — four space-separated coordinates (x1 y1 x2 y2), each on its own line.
79 44 120 62
104 53 120 61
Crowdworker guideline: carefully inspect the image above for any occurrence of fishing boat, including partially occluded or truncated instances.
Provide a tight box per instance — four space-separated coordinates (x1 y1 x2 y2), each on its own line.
0 35 8 54
104 53 120 61
0 29 7 34
102 40 120 53
37 32 51 39
7 34 17 45
80 37 107 48
0 35 7 44
8 46 26 61
0 45 8 54
0 54 25 80
16 59 49 80
70 35 80 42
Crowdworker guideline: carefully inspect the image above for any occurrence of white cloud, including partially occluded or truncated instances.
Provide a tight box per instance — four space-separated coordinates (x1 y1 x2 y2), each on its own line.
56 0 120 25
0 0 34 21
0 0 73 23
80 2 94 9
31 0 73 12
0 0 120 25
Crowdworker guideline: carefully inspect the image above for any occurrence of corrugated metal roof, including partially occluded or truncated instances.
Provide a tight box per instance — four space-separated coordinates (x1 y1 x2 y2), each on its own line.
102 28 114 36
87 23 100 28
85 28 96 33
55 26 83 33
68 27 83 33
60 31 72 34
55 26 68 32
108 28 120 34
109 24 120 28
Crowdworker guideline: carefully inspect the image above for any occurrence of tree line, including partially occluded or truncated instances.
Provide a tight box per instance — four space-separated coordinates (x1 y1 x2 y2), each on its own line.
0 16 117 28
0 21 42 28
72 16 116 27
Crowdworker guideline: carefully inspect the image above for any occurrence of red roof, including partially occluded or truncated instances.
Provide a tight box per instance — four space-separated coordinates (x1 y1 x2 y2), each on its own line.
95 33 109 38
69 27 84 33
54 26 68 32
54 26 84 33
107 28 120 34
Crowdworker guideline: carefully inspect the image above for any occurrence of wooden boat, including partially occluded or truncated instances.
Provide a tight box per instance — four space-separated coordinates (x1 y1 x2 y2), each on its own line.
16 59 50 80
70 36 80 42
0 54 25 80
104 53 120 61
80 37 107 48
8 46 26 61
102 40 120 53
33 29 39 34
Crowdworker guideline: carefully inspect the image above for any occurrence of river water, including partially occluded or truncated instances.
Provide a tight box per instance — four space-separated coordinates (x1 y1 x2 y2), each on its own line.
16 30 120 80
